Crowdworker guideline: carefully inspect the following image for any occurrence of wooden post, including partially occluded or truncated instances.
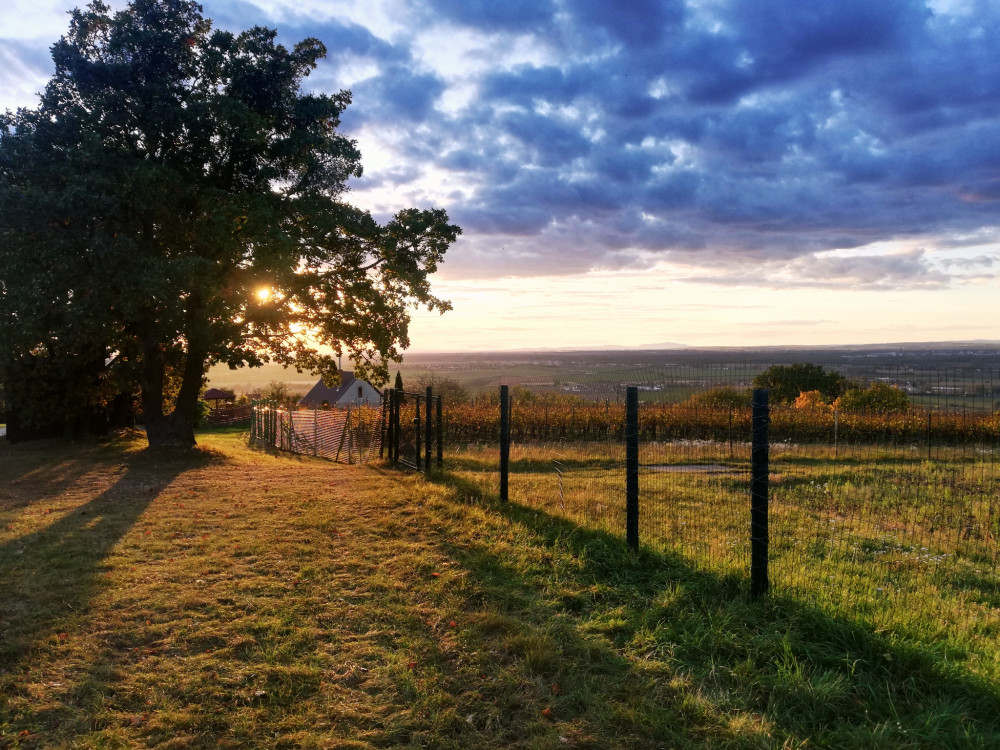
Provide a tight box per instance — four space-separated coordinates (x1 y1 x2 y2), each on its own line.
750 388 770 599
335 408 347 462
500 385 510 502
626 387 639 552
347 405 354 464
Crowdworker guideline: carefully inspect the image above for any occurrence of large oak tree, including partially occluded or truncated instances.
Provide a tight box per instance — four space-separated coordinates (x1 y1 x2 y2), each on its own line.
0 0 460 447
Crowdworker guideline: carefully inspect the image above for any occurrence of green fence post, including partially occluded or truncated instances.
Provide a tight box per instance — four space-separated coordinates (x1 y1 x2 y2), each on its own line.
436 395 443 469
425 387 433 475
751 388 770 599
500 385 510 502
626 387 639 552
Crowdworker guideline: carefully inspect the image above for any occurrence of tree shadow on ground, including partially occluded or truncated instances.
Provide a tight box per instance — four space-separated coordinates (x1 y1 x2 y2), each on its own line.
0 445 216 673
0 433 146 503
424 468 1000 748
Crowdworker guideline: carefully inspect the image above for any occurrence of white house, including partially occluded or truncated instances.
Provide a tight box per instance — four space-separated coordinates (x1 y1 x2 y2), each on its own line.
298 372 383 408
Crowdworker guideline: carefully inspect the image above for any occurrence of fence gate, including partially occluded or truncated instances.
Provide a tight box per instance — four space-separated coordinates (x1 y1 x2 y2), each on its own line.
384 388 443 473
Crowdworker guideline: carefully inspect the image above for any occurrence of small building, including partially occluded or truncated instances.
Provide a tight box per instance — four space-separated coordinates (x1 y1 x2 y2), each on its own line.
298 372 382 409
202 387 236 408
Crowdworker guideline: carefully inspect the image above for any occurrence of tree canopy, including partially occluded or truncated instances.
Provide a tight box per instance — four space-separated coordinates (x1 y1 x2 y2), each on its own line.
752 363 851 404
0 0 460 447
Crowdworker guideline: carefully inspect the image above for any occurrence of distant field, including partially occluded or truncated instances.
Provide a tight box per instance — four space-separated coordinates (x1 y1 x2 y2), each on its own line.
207 344 1000 408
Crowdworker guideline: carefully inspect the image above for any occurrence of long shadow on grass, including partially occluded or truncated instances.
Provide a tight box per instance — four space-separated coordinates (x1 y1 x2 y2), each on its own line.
427 469 1000 748
0 434 143 505
0 446 214 672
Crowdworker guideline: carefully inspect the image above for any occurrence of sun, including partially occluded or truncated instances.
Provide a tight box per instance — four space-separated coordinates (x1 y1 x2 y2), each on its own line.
256 287 271 302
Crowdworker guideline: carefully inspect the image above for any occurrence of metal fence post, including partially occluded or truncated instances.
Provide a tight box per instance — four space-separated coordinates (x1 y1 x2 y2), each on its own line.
393 389 401 463
751 388 770 599
380 389 389 460
436 395 443 469
626 386 639 552
500 385 510 502
414 395 422 468
425 386 433 475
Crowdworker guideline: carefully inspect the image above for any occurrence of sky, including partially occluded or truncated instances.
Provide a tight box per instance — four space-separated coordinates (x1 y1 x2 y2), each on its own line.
2 0 999 352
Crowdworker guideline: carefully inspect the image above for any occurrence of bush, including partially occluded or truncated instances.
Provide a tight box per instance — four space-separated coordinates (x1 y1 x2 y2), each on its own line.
411 374 470 405
793 390 832 411
753 363 852 404
835 383 910 414
261 380 297 407
687 386 751 409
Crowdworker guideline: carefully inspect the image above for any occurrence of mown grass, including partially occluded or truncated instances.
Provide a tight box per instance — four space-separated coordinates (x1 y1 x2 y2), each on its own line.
448 440 1000 690
2 430 999 748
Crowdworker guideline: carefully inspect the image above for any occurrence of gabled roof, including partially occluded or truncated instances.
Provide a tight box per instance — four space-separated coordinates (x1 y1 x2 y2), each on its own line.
203 387 235 400
298 372 358 407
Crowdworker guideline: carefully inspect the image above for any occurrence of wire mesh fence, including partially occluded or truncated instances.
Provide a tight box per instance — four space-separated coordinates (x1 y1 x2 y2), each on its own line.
250 401 384 464
386 389 443 471
439 362 1000 645
204 403 253 427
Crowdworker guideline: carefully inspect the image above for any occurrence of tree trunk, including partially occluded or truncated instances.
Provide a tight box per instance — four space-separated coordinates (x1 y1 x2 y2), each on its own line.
140 336 197 449
141 305 210 449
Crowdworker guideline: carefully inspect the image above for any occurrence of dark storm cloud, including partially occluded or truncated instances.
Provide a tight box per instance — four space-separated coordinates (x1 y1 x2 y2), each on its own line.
347 64 446 124
390 0 1000 286
5 0 997 290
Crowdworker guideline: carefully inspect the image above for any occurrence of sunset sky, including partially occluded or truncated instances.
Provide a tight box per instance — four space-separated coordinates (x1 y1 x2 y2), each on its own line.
3 0 999 351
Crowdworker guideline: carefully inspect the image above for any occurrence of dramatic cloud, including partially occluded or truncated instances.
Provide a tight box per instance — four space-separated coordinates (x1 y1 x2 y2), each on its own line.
4 0 1000 293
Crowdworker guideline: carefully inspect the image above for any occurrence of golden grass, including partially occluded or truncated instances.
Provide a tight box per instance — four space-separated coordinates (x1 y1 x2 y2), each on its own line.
2 430 1000 749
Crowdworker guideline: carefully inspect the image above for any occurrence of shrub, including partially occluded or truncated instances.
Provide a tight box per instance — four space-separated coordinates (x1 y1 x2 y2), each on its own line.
687 386 751 409
835 383 910 414
753 363 852 404
793 390 831 411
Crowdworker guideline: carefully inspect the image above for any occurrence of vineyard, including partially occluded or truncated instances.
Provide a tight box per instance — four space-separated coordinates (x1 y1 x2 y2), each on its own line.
440 398 1000 446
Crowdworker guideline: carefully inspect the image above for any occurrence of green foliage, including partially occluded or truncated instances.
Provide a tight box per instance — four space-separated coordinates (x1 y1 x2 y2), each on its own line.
836 382 911 414
753 363 852 404
411 374 470 405
260 380 296 407
686 386 751 409
193 398 211 427
0 0 459 448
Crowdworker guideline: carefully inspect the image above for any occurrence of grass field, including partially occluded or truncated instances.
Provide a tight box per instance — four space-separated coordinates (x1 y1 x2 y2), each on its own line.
2 430 1000 748
446 439 1000 676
